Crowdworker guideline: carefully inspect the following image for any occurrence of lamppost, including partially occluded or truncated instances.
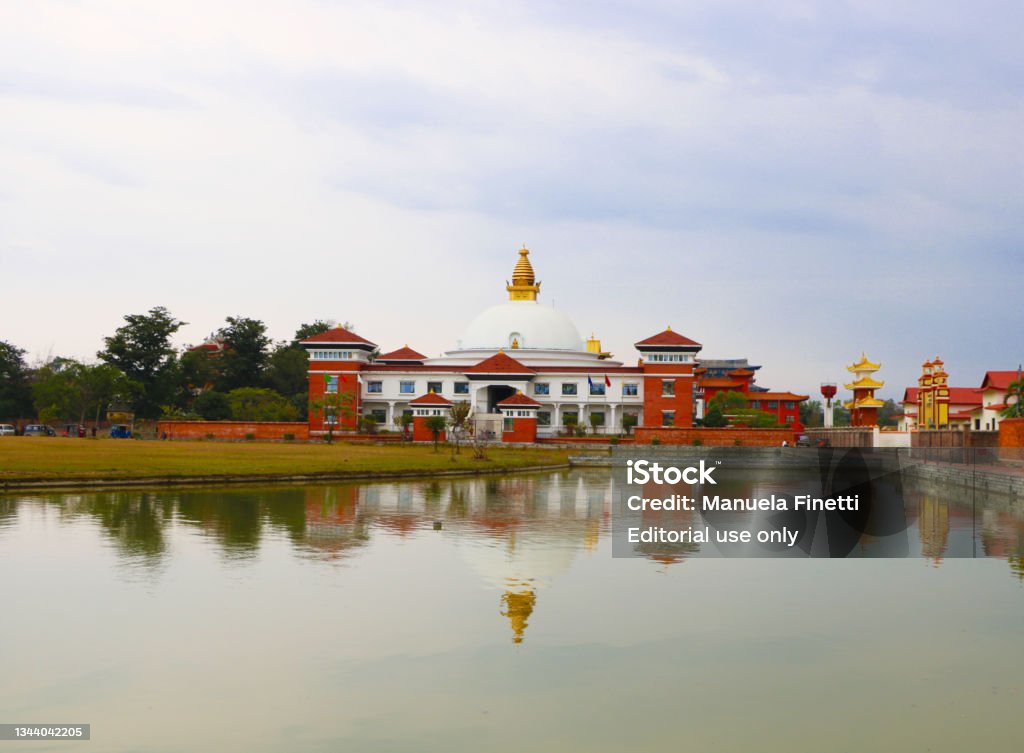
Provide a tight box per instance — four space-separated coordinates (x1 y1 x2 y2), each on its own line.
821 383 837 428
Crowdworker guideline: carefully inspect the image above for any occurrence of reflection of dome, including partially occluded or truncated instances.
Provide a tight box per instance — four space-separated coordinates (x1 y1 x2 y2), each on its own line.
460 301 584 351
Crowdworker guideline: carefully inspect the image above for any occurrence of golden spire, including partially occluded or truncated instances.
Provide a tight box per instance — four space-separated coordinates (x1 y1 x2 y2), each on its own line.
506 245 541 301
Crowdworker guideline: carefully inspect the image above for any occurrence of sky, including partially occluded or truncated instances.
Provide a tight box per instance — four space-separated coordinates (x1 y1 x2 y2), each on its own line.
2 0 1022 400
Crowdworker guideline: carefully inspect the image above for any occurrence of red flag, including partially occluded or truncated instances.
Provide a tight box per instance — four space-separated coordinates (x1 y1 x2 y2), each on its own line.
604 374 611 387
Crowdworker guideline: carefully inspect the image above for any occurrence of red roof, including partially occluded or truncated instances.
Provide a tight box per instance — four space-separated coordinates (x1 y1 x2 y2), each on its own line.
634 329 701 348
902 387 919 404
949 410 977 419
699 378 744 389
497 393 541 408
465 352 536 375
378 346 426 361
727 368 755 377
748 391 809 401
300 326 376 347
409 392 452 406
948 388 983 406
979 370 1021 391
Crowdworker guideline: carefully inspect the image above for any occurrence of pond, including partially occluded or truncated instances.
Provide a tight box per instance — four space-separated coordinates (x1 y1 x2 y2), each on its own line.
1 469 1023 752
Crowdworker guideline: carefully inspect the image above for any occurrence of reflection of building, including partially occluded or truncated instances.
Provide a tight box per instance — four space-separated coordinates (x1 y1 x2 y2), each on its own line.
844 353 885 426
917 497 949 564
299 246 807 439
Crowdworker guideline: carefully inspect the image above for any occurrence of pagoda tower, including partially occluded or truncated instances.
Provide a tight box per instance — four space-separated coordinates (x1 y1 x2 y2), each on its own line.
844 352 885 426
917 357 949 428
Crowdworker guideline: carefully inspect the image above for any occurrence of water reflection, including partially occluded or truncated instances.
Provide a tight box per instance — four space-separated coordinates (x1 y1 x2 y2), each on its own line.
2 469 1024 642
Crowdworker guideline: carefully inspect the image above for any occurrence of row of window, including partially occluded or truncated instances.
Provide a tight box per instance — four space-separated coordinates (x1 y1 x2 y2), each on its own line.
310 350 356 360
360 409 642 429
645 353 692 363
361 380 647 397
749 400 797 410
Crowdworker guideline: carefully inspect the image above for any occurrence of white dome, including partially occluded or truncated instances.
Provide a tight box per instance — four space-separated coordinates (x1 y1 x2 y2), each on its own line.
460 301 584 351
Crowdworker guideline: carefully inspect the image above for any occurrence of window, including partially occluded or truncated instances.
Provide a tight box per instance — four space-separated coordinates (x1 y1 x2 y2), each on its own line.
454 382 469 395
503 417 513 431
589 382 606 396
370 409 386 423
399 381 415 394
646 353 691 363
623 383 638 396
785 415 794 424
662 411 675 427
311 350 353 360
325 375 338 393
367 381 382 394
537 411 551 427
767 401 778 410
533 382 550 396
750 400 761 409
427 381 443 394
784 401 795 409
662 380 675 397
562 383 578 396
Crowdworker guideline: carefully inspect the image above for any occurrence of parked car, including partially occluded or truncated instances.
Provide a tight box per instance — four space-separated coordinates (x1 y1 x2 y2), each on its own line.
24 424 56 437
795 434 811 447
63 423 87 438
109 424 133 439
0 424 16 436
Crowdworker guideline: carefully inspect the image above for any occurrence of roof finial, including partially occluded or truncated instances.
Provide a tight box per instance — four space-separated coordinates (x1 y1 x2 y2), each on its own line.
506 244 540 301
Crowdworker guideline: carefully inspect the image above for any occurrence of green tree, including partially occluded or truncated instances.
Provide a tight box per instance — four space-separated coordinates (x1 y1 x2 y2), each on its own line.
448 401 472 456
0 340 34 418
621 413 638 435
397 411 413 440
702 404 727 427
707 390 778 428
800 400 823 428
265 344 309 397
226 387 299 421
99 306 185 418
877 398 900 427
194 390 231 420
291 320 333 347
33 361 130 425
1001 372 1024 419
216 316 271 392
425 415 447 451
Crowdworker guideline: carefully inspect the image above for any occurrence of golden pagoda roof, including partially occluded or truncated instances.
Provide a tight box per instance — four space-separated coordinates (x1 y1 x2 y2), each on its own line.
847 352 881 372
506 246 541 301
844 376 885 390
852 396 885 408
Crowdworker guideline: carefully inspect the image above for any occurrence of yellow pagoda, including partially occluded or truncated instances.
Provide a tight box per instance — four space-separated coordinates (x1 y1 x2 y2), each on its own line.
917 357 950 429
844 352 885 426
505 245 541 301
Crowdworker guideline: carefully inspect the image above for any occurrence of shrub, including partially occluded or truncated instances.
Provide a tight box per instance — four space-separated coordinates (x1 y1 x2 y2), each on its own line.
205 432 215 440
227 387 300 422
734 439 743 446
651 437 661 446
193 390 231 420
609 436 620 445
244 432 255 440
692 438 703 446
283 433 295 441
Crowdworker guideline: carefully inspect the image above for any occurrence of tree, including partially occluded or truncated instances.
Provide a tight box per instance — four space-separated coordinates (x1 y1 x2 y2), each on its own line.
448 401 472 456
702 404 727 427
588 412 604 434
425 415 447 451
33 361 130 425
877 398 900 427
291 320 333 347
707 390 778 428
309 389 356 444
0 340 34 419
562 413 578 437
265 344 309 398
800 400 823 428
226 387 299 422
99 307 185 418
1001 372 1024 419
397 411 413 440
194 390 231 420
217 316 271 392
621 413 638 435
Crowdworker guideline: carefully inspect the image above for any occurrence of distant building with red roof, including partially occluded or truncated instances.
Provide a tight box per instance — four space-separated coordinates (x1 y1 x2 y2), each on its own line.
899 363 1017 431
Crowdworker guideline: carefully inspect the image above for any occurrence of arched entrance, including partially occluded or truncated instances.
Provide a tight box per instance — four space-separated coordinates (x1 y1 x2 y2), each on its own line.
486 385 517 413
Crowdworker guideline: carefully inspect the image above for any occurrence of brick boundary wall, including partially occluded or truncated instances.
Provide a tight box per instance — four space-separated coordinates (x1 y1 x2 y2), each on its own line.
634 427 797 446
999 418 1024 463
157 420 310 441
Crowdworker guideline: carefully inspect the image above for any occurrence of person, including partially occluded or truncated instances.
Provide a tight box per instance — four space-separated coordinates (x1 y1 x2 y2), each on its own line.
781 440 789 447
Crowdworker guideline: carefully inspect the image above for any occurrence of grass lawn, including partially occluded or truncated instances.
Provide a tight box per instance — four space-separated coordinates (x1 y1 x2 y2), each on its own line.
0 437 572 484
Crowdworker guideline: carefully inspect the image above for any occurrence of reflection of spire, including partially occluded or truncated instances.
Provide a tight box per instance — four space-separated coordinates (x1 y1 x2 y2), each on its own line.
501 587 537 644
918 497 948 564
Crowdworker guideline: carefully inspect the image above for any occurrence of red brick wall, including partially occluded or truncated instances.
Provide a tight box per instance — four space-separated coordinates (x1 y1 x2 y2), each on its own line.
635 426 797 446
642 364 695 428
502 416 537 443
158 420 309 440
999 418 1024 461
